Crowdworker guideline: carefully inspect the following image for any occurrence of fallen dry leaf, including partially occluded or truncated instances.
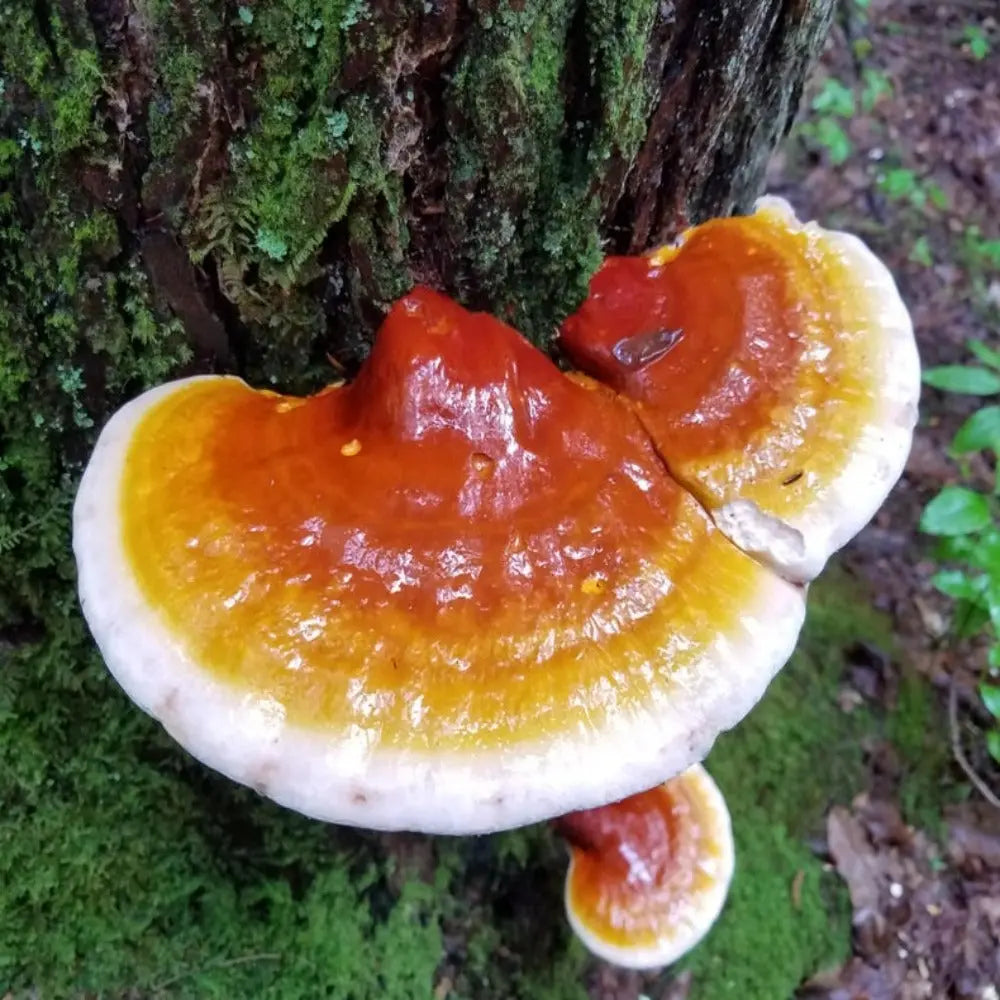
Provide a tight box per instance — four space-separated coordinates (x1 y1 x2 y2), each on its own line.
827 807 883 923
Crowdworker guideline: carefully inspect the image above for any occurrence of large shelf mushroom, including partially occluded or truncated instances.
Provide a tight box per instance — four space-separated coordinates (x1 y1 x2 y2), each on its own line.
73 198 918 969
560 196 920 582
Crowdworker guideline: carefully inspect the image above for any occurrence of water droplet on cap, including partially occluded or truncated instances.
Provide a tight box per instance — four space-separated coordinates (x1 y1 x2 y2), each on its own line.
611 327 684 370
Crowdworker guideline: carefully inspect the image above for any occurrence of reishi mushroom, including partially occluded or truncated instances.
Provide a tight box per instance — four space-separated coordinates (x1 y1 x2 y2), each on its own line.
556 764 733 969
72 198 919 969
73 285 804 834
560 196 920 582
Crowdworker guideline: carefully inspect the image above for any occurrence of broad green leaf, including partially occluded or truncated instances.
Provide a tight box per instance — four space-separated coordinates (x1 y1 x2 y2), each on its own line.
934 534 979 562
989 582 1000 634
937 526 1000 574
923 366 1000 394
952 406 1000 454
989 730 1000 764
982 684 1000 718
990 645 1000 671
920 486 991 535
955 599 990 638
931 570 986 601
968 341 1000 371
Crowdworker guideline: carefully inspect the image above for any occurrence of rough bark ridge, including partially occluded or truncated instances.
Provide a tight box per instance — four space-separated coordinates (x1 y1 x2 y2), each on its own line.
3 0 832 381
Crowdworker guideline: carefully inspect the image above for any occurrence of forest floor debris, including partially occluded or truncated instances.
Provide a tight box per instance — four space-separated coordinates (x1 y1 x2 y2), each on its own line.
759 0 1000 996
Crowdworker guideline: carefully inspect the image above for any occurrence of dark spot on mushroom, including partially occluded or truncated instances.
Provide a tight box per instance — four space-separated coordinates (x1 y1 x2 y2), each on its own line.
612 327 683 370
250 761 277 797
352 790 368 805
782 470 804 486
156 688 179 719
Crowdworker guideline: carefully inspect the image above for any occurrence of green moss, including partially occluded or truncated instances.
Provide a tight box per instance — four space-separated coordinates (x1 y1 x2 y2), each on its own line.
679 571 882 999
888 671 964 835
148 45 205 160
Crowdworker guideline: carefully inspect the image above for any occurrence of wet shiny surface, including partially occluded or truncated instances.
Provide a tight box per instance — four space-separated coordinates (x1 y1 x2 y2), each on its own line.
560 205 880 518
562 772 726 950
121 288 774 752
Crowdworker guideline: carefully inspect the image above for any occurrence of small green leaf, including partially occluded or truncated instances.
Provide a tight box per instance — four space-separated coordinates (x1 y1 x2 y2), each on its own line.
860 68 893 112
952 406 1000 454
955 599 991 638
909 236 933 268
989 582 1000 635
811 79 855 118
935 534 978 562
880 167 918 201
936 526 1000 573
926 183 949 210
920 486 991 535
932 570 986 601
989 645 1000 671
988 730 1000 764
982 684 1000 718
814 118 852 165
968 342 1000 371
237 5 253 24
923 366 1000 394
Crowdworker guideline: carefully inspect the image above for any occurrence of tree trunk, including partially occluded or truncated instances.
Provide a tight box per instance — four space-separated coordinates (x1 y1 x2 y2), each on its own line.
3 0 832 387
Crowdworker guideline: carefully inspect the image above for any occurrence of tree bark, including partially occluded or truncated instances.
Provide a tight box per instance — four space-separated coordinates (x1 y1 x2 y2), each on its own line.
2 0 833 386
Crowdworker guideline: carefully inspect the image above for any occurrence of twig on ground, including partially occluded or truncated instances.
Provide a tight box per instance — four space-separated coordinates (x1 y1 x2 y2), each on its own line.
949 682 1000 810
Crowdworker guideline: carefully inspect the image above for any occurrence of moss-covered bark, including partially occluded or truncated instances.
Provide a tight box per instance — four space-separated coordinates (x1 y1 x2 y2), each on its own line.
3 0 833 375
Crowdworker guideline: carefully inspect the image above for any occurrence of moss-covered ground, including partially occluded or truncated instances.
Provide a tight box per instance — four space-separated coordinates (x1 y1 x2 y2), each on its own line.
1 558 954 998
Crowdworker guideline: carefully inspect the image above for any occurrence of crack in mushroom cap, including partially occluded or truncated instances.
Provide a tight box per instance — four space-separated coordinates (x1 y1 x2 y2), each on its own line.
561 763 734 969
560 196 920 583
73 287 805 834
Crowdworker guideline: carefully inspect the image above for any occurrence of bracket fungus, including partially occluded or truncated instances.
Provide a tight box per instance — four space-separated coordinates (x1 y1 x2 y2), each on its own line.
557 764 733 969
73 197 918 966
74 285 804 834
561 196 920 582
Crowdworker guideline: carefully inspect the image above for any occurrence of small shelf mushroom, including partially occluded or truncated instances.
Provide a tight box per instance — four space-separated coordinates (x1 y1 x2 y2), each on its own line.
560 196 921 582
557 764 733 970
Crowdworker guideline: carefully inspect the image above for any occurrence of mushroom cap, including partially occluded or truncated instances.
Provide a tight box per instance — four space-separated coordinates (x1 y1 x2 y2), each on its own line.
560 196 920 582
73 287 805 834
561 764 734 969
